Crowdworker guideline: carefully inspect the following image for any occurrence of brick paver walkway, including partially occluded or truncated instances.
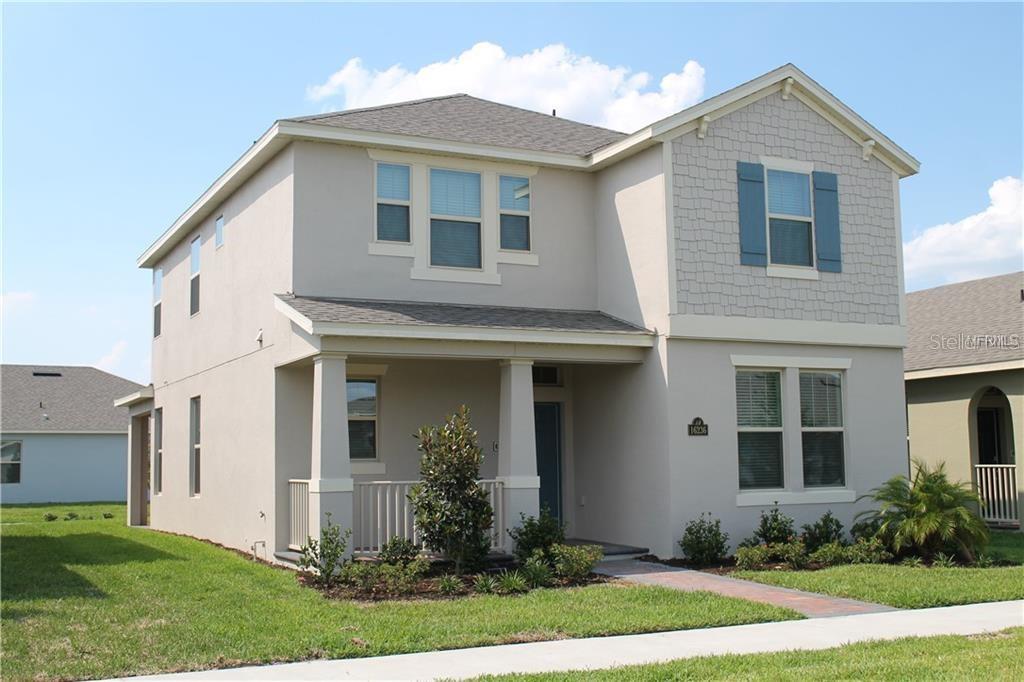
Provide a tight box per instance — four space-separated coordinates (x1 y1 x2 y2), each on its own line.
596 560 897 618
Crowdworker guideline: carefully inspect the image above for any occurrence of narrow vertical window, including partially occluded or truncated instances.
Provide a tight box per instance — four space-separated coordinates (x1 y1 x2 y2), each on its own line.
189 237 201 316
347 379 377 459
153 268 163 337
499 175 531 251
800 372 845 487
153 408 163 494
376 163 411 242
736 370 784 489
766 169 814 267
429 169 481 268
215 215 225 248
1 441 22 484
189 397 201 496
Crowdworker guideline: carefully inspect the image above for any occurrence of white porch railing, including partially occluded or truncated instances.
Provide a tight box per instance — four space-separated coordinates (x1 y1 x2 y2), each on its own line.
352 479 505 556
975 464 1019 526
288 479 310 550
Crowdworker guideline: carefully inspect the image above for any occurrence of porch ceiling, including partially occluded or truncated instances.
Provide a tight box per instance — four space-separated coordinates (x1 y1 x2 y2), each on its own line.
275 294 654 350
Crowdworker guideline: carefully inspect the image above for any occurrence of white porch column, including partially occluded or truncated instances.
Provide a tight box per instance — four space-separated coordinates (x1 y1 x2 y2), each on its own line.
498 359 540 537
308 353 354 552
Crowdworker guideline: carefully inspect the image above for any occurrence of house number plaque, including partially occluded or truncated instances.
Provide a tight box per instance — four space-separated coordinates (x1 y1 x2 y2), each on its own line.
687 417 709 436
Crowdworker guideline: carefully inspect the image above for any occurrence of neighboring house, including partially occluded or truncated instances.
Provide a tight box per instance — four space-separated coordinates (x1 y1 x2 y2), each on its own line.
905 272 1023 528
1 365 142 504
117 64 920 560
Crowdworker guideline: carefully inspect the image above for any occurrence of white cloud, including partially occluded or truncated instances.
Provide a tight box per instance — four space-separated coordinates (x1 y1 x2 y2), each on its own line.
903 176 1023 291
308 42 705 133
96 339 128 373
1 291 37 316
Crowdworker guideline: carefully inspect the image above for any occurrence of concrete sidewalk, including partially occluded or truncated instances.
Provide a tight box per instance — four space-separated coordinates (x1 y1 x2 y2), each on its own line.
121 600 1023 681
595 560 896 617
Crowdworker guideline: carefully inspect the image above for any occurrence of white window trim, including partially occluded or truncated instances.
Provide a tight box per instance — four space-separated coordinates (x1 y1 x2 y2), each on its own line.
215 214 225 249
189 396 201 498
371 161 413 254
799 370 849 490
760 156 816 272
427 166 486 273
189 236 201 318
348 376 382 465
497 175 537 265
1 440 22 485
736 369 786 491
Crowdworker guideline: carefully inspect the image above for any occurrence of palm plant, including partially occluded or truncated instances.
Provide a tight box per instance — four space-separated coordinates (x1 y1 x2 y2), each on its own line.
856 460 989 562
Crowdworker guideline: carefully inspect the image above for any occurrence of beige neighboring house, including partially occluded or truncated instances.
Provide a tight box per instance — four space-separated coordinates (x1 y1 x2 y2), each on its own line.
905 272 1024 529
117 64 921 561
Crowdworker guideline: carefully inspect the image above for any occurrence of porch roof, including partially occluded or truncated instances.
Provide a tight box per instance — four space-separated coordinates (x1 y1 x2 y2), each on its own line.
275 294 653 347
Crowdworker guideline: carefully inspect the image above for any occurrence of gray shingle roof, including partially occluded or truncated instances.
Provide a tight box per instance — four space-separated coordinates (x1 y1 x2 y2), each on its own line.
905 272 1024 373
278 295 650 335
1 365 144 433
285 94 627 156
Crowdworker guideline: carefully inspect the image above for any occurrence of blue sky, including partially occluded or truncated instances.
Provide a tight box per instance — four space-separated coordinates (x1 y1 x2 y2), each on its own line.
3 2 1022 383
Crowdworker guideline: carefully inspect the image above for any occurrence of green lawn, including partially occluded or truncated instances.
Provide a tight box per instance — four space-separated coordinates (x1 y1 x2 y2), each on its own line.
735 531 1024 609
481 628 1024 681
0 501 125 524
0 505 799 681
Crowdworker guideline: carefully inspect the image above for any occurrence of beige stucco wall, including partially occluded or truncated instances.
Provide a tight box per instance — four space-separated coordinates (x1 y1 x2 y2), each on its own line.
906 369 1023 485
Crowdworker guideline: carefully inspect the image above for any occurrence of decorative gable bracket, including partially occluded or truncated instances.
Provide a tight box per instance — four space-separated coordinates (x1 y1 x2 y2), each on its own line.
862 139 876 161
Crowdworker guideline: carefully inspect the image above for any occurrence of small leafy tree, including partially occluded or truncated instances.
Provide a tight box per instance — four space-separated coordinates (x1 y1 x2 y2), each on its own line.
409 406 493 573
856 460 989 562
298 512 351 589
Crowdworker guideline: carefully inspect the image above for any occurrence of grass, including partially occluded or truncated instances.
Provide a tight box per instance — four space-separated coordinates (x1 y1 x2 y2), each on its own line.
479 628 1024 680
735 532 1024 609
0 501 125 525
0 505 799 681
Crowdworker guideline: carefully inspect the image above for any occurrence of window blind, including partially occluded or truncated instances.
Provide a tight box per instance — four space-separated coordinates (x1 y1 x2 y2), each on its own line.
377 163 410 201
500 214 530 250
769 218 813 266
430 219 481 268
376 204 410 242
739 432 784 489
430 169 481 217
802 432 845 487
499 175 530 211
735 371 782 427
800 372 843 427
767 169 811 216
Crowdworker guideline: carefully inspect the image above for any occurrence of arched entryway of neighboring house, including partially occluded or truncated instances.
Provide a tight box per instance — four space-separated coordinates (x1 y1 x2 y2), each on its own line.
968 386 1017 527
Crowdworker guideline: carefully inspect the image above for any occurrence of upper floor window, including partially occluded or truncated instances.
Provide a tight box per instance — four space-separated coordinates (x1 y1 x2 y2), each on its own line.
189 236 201 316
766 168 814 267
153 268 163 338
429 168 481 269
1 441 22 484
376 163 411 243
736 370 784 489
800 371 845 487
499 175 531 251
347 379 377 459
189 396 201 496
215 215 225 248
153 408 163 494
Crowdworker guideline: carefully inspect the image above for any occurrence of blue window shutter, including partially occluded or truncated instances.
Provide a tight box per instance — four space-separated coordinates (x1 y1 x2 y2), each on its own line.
813 171 841 272
737 162 767 266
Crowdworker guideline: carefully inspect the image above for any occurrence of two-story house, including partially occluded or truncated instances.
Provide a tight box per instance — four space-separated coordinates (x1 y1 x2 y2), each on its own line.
117 64 919 560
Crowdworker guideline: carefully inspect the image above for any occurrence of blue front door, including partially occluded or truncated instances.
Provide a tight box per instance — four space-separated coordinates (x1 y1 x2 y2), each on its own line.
534 402 562 522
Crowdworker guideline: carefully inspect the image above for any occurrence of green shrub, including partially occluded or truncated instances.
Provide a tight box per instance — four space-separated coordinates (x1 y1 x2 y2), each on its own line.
800 511 845 552
473 573 498 594
974 553 996 568
679 513 729 565
742 504 796 547
43 513 58 522
735 540 808 570
102 512 114 519
63 512 79 521
378 537 419 566
850 517 883 541
297 512 351 589
809 541 851 567
341 558 428 597
507 506 564 564
900 556 924 568
932 552 957 568
408 406 493 574
735 544 773 570
437 573 462 596
521 552 553 588
856 460 989 562
550 543 603 582
847 537 892 564
497 569 529 594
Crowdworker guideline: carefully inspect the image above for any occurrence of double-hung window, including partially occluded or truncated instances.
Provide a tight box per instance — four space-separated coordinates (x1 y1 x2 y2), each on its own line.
189 396 201 496
376 163 411 242
429 168 481 268
189 237 201 316
153 408 163 494
215 215 225 248
736 370 784 489
766 168 814 267
800 372 845 487
499 175 531 251
153 268 163 337
1 441 22 484
347 379 377 459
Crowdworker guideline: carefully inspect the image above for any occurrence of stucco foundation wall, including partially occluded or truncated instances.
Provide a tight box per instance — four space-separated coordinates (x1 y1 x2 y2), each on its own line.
0 433 127 503
667 339 908 552
671 93 901 324
571 341 673 556
906 369 1023 486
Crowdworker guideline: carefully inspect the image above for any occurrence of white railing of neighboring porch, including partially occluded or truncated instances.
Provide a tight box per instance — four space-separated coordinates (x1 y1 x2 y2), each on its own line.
288 479 310 550
975 464 1019 526
352 479 505 556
